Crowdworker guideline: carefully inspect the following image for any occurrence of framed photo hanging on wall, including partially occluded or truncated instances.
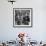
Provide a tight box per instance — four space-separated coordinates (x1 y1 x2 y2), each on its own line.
13 8 33 28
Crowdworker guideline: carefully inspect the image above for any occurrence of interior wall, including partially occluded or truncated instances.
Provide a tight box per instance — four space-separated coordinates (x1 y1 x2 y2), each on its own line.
0 0 46 42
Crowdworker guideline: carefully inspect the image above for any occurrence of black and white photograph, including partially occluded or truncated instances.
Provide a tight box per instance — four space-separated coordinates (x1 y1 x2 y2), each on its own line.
13 8 32 27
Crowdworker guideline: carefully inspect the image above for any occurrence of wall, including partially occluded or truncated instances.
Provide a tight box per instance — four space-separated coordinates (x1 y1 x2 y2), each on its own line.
0 0 46 42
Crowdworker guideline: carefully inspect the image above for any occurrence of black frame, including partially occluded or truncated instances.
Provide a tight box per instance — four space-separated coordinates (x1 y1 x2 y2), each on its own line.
13 8 33 28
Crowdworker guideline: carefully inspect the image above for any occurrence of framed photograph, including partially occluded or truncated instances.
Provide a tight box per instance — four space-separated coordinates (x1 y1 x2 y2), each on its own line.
13 8 33 27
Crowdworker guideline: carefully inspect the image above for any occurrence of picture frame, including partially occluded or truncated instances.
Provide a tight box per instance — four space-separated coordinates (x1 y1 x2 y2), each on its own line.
13 8 33 28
